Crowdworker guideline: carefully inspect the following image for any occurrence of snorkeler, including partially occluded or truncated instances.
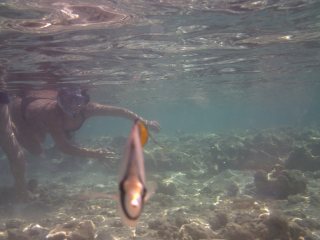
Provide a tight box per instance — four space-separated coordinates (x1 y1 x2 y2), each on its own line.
9 87 159 158
4 87 159 200
0 73 28 201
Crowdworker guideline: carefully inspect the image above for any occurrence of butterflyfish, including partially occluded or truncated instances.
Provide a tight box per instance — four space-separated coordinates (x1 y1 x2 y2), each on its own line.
118 119 151 227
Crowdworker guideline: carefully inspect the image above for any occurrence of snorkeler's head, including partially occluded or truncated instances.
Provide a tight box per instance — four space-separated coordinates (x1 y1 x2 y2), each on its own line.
57 87 90 117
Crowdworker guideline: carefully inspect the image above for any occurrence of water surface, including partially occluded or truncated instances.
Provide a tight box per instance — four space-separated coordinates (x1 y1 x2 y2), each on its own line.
0 1 319 133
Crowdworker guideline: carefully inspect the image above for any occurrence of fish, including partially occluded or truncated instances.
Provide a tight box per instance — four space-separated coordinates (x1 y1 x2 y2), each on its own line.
118 119 152 227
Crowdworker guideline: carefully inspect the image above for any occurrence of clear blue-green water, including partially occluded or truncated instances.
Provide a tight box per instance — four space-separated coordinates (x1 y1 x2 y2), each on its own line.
1 0 320 134
1 1 320 239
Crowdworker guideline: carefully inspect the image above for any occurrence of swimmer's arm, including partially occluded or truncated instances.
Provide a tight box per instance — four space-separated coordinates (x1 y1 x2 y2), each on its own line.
83 102 143 121
49 122 111 159
83 102 160 132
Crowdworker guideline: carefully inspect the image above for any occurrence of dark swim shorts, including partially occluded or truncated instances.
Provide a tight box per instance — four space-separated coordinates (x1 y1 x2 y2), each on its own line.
0 91 10 104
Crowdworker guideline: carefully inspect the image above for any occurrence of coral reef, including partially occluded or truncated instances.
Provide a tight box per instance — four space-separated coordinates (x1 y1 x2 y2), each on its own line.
1 127 320 239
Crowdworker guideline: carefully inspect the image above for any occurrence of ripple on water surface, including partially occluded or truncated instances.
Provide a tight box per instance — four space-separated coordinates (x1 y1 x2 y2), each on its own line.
0 2 132 33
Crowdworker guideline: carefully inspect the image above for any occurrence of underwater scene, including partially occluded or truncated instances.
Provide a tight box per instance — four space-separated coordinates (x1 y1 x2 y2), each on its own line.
1 0 320 239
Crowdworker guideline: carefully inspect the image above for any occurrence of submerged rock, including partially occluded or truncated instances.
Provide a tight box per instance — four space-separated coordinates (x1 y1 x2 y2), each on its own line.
5 224 49 240
223 223 255 240
148 219 179 240
208 212 228 230
264 214 290 240
46 220 96 240
23 224 49 239
174 214 190 228
225 181 239 197
254 168 307 199
95 229 114 240
286 147 320 171
5 219 24 229
178 222 217 240
263 214 314 240
7 229 30 240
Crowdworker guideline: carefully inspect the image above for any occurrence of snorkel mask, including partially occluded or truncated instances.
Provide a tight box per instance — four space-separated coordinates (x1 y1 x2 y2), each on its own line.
57 87 90 117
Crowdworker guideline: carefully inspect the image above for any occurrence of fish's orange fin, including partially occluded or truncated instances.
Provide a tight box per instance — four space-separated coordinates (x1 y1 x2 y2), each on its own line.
137 120 149 146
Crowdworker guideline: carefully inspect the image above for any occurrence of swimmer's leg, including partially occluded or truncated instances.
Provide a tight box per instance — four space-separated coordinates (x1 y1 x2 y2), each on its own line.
0 92 28 201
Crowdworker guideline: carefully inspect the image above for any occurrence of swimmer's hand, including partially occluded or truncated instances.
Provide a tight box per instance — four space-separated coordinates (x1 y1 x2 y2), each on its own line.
146 120 160 133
